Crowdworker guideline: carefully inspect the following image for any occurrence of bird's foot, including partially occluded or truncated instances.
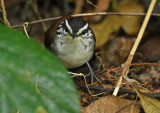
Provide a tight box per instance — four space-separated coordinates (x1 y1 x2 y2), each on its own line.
86 62 101 84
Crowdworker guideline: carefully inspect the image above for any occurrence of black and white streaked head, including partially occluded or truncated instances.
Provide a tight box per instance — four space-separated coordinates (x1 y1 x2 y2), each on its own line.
47 17 96 68
56 17 95 41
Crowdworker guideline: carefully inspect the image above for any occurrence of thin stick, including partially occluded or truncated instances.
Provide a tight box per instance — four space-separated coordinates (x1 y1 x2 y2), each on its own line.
107 62 160 73
0 0 10 27
86 0 97 8
11 12 160 28
113 0 157 96
23 22 30 38
31 0 47 31
69 72 104 96
130 95 138 113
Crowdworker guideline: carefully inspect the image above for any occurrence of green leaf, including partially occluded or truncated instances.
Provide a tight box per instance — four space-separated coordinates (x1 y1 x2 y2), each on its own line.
0 24 80 113
136 90 160 113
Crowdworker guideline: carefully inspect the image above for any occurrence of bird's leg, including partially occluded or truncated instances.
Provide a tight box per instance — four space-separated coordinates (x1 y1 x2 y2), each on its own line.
86 62 101 83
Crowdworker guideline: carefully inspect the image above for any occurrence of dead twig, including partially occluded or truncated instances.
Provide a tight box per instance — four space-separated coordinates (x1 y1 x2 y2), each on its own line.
69 72 104 96
86 0 97 8
107 62 160 73
11 12 160 28
23 22 30 38
31 0 47 31
0 0 10 27
94 52 106 74
130 95 138 113
79 86 160 99
113 0 157 96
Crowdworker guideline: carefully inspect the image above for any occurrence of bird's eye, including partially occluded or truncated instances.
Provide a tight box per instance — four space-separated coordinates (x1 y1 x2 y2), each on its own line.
82 31 85 35
81 30 86 35
65 27 69 33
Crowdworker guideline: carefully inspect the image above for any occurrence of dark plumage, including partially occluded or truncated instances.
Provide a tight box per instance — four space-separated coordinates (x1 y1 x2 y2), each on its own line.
67 17 87 33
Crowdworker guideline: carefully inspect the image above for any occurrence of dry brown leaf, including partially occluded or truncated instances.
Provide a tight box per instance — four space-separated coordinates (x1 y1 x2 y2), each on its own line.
91 0 144 48
91 15 121 48
82 95 140 113
136 90 160 113
118 0 144 35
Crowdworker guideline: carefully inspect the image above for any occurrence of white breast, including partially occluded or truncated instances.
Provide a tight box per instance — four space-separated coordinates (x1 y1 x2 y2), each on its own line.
51 35 95 68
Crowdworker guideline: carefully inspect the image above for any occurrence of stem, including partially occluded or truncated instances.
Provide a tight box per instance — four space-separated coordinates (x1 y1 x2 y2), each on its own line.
113 0 157 96
11 12 160 28
0 0 10 27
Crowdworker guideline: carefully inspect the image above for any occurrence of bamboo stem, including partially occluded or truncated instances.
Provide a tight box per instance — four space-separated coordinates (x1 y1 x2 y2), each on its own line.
113 0 157 96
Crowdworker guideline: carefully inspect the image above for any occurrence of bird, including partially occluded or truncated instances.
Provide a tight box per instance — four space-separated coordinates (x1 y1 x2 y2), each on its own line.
45 16 100 83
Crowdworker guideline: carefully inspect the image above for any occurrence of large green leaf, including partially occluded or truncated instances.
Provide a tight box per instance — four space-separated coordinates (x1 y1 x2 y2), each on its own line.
0 24 80 113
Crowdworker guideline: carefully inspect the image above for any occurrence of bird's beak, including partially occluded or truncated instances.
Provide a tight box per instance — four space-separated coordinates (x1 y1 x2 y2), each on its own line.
71 33 76 39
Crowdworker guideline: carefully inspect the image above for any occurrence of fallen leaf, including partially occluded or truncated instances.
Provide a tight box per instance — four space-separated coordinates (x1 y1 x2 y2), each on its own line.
136 90 160 113
90 15 121 48
91 0 144 48
118 0 144 35
82 95 140 113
